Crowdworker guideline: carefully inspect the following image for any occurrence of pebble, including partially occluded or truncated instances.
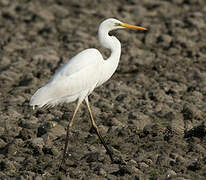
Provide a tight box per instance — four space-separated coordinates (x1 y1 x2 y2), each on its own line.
139 162 149 169
98 167 107 176
164 169 177 179
170 113 184 134
31 137 45 149
129 112 151 130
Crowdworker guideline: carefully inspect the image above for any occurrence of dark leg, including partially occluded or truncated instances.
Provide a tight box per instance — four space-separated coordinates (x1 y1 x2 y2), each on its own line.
60 101 81 166
85 97 113 162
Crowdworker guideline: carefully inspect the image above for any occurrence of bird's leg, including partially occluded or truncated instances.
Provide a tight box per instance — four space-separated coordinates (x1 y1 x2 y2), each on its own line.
85 98 114 162
60 101 81 166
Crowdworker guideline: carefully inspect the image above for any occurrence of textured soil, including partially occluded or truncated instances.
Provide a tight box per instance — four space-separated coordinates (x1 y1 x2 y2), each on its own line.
1 0 206 179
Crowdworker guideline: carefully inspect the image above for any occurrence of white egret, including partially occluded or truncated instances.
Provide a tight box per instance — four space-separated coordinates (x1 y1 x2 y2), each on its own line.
30 18 147 164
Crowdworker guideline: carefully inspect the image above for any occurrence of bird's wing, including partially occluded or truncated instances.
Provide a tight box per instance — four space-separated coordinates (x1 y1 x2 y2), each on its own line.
51 62 101 96
30 48 103 107
49 48 103 82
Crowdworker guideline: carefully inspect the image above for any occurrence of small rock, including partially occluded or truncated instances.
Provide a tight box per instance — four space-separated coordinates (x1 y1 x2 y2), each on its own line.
165 169 177 179
139 162 149 169
19 128 36 140
182 103 202 120
129 112 151 130
47 124 65 140
0 127 5 136
128 159 138 166
176 155 187 165
131 166 144 175
45 121 57 129
84 152 100 163
0 139 6 148
30 137 45 155
37 9 54 21
20 118 39 129
109 118 125 127
49 4 69 18
95 166 107 176
170 113 184 134
31 137 44 149
145 33 157 46
98 125 109 135
158 34 172 48
194 144 206 154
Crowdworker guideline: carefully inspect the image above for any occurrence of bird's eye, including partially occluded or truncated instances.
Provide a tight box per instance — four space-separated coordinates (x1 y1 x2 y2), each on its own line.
114 23 121 26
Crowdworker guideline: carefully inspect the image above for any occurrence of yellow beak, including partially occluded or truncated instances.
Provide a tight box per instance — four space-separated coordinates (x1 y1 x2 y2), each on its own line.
121 23 147 31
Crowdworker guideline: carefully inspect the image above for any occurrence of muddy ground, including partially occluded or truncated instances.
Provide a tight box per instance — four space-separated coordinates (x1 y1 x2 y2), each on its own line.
0 0 206 179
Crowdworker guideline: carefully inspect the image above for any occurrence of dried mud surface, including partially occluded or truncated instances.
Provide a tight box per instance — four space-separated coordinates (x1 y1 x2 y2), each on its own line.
1 0 206 179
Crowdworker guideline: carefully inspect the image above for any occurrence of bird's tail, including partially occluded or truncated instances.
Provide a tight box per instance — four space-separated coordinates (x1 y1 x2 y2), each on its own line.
30 85 52 108
30 83 79 109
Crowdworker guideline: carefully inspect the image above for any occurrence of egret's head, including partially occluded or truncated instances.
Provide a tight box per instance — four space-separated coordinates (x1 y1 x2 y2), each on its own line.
100 18 147 32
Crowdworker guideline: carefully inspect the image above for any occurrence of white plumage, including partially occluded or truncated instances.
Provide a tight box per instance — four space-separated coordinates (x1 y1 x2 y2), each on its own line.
30 18 147 165
30 49 103 107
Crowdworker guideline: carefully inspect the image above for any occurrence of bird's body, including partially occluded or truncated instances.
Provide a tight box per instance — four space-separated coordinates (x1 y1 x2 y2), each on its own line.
30 48 104 107
30 19 125 108
30 18 147 165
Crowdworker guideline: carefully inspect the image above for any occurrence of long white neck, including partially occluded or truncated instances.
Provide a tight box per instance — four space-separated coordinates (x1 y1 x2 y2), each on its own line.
98 27 121 83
